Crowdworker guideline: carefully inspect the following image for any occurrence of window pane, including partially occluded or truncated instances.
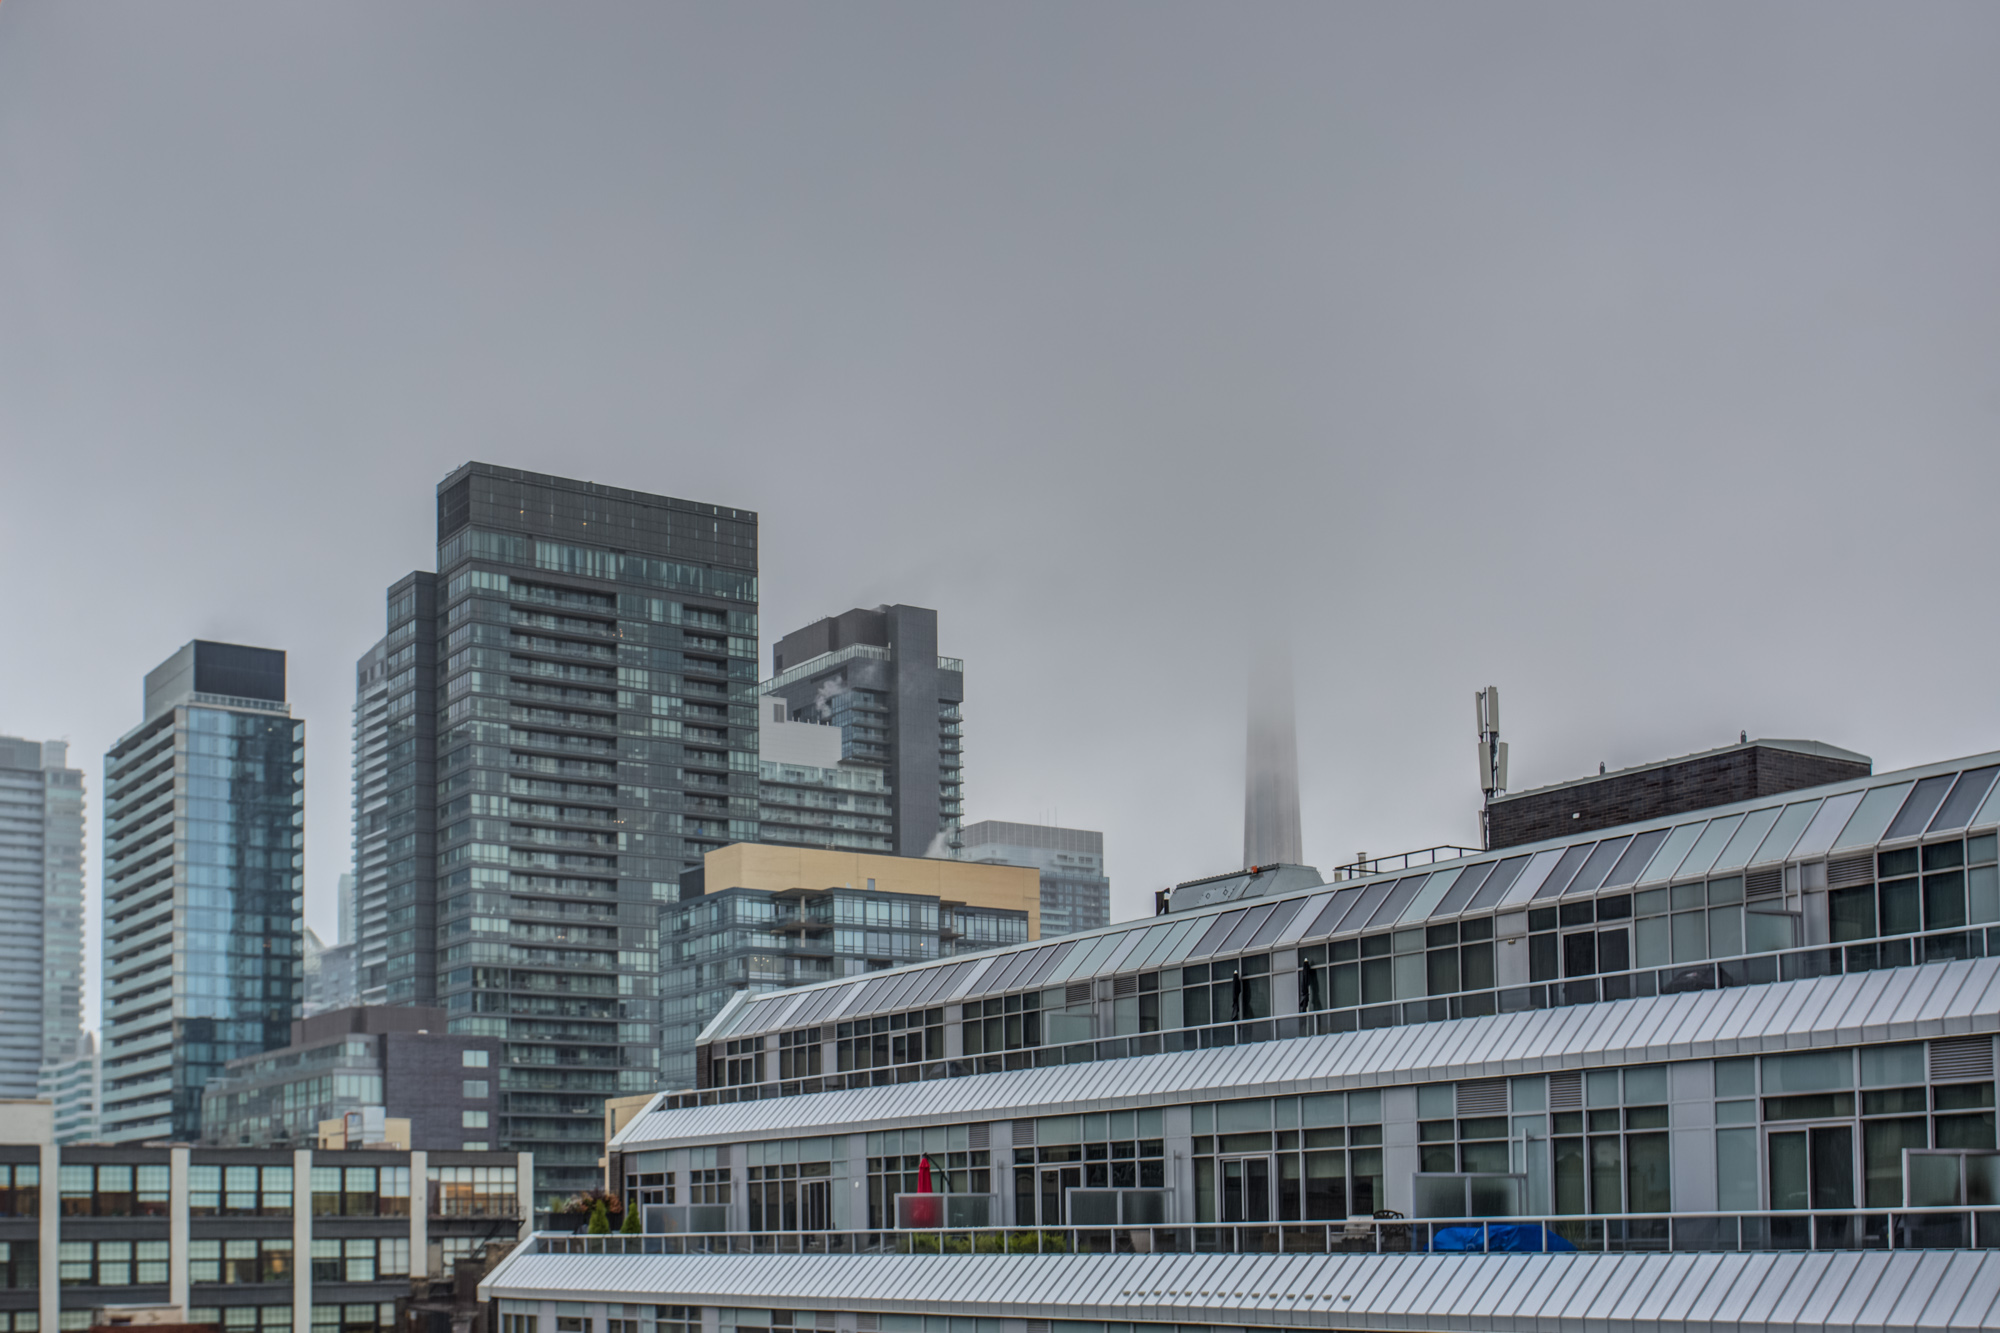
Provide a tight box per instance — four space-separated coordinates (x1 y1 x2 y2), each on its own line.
1636 823 1708 885
1834 783 1916 850
1712 808 1782 874
1750 800 1821 866
1764 1050 1850 1094
1931 768 2000 833
1830 886 1876 942
1768 1131 1807 1210
1863 1118 1927 1207
1677 816 1744 880
1885 774 1958 841
1670 912 1706 963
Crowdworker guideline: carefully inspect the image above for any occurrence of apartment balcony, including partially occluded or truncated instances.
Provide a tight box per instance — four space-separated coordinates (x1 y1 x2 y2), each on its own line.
105 988 173 1027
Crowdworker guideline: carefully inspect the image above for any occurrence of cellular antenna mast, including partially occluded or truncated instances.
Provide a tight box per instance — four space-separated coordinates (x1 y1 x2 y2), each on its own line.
1475 685 1509 849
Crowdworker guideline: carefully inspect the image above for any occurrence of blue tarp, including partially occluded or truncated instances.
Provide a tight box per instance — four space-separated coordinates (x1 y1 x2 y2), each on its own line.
1427 1224 1578 1253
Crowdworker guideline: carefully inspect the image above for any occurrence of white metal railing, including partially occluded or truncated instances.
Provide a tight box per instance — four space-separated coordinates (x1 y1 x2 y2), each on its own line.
522 1207 2000 1257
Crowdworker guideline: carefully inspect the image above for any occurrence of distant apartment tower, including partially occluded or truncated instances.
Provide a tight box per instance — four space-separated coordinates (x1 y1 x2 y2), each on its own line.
756 695 895 852
0 735 86 1096
303 926 360 1015
38 1034 101 1144
958 819 1111 936
100 641 303 1142
765 606 962 858
353 462 760 1210
351 629 415 1003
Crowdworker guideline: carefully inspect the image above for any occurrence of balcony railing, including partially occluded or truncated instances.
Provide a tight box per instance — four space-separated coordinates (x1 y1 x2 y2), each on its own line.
1330 845 1482 880
523 1207 2000 1257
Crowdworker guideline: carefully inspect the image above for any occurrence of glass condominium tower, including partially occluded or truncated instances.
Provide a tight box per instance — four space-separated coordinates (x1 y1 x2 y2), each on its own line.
0 735 87 1098
100 641 304 1143
353 462 758 1210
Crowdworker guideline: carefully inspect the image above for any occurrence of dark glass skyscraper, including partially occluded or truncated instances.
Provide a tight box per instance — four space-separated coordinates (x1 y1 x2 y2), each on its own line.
354 463 759 1210
101 641 303 1143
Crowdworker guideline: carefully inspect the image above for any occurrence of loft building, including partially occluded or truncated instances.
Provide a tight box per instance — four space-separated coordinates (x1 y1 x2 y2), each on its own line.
486 743 2000 1333
0 736 87 1098
764 607 962 859
200 1007 502 1151
0 1099 529 1333
659 844 1037 1091
101 642 304 1144
957 820 1111 937
351 463 759 1211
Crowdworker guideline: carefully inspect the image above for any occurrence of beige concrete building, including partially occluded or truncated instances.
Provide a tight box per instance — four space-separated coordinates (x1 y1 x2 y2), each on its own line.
659 846 1041 1090
697 844 1040 937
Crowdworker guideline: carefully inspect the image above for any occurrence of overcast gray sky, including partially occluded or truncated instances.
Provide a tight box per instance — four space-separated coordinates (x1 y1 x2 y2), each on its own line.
5 3 1999 1032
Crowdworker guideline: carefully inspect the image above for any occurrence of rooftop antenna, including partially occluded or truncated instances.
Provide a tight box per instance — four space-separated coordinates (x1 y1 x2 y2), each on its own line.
1475 686 1508 849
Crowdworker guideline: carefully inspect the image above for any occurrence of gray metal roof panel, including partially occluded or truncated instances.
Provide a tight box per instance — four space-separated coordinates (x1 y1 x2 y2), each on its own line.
1800 1248 1872 1328
1581 1256 1651 1328
1950 1253 2000 1328
1911 1252 1985 1332
1647 1252 1722 1333
1878 1251 1955 1331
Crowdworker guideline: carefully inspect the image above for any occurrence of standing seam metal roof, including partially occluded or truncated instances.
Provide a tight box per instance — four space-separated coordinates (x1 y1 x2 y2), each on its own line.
615 957 2000 1148
480 1248 2000 1332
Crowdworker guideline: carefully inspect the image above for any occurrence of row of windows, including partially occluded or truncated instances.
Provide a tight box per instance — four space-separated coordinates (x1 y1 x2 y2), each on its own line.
721 832 2000 1082
746 1163 833 1232
188 1238 292 1284
57 1240 170 1286
310 1237 410 1282
838 1010 944 1072
308 1166 411 1216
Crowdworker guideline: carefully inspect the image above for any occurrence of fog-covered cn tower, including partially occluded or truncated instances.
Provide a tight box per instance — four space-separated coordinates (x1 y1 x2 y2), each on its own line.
1242 643 1304 866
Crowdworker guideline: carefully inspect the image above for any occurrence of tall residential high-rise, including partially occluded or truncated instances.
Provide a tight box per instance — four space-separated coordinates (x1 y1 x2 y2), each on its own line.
100 641 303 1143
351 595 428 1004
957 819 1111 937
0 735 87 1096
1243 644 1303 866
355 462 759 1211
755 695 895 853
765 605 963 858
